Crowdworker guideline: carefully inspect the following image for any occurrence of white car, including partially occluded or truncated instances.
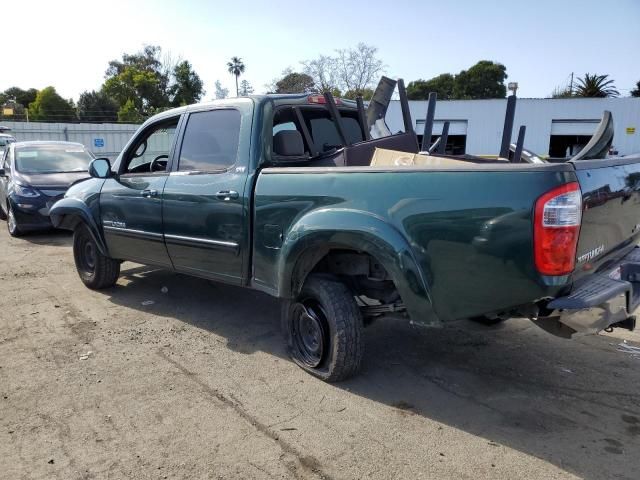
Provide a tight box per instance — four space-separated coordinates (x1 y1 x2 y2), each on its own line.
0 134 16 155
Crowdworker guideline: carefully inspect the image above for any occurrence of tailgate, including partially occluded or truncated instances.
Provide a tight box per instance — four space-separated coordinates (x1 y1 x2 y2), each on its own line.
573 155 640 281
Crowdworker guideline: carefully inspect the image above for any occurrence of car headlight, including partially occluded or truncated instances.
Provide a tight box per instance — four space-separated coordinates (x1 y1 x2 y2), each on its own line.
14 184 40 197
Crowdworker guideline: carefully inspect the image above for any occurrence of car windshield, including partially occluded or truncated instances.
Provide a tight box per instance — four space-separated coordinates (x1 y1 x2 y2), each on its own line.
15 144 93 173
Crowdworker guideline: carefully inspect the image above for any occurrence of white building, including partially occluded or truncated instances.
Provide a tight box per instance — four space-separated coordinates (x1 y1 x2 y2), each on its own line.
386 97 640 158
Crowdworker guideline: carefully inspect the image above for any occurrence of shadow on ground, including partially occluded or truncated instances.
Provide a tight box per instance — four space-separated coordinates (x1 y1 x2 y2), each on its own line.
105 264 640 480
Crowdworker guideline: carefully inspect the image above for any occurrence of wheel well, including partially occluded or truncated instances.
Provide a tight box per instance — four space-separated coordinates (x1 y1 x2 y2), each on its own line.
298 249 401 304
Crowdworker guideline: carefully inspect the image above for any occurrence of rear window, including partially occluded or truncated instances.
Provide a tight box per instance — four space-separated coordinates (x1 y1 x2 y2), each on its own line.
15 145 93 173
178 109 241 171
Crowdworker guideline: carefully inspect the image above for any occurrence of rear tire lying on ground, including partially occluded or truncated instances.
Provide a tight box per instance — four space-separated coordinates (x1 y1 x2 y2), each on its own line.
73 224 120 289
282 274 363 382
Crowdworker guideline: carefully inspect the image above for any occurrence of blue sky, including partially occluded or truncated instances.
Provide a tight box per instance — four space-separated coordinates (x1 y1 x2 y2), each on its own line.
4 0 639 100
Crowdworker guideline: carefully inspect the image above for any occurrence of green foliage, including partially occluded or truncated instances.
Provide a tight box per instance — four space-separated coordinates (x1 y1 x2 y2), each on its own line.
453 61 507 99
407 74 455 100
406 62 506 100
343 88 374 100
275 72 315 94
550 86 573 98
239 80 254 96
574 73 619 98
77 90 118 122
227 57 246 96
632 81 640 97
117 99 144 123
2 87 38 108
214 80 229 99
170 60 205 106
102 45 170 119
28 86 76 122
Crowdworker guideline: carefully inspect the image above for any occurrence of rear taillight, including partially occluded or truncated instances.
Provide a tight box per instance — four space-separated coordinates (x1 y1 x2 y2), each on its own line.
534 182 582 276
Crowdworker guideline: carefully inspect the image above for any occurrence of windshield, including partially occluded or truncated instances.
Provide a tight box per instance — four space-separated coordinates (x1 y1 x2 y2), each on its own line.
15 144 94 173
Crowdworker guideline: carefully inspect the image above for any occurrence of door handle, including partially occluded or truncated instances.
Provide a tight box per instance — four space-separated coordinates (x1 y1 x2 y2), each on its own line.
141 189 158 198
216 190 239 201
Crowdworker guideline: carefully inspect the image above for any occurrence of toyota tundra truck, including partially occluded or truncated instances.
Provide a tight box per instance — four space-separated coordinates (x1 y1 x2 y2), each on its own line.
50 81 640 381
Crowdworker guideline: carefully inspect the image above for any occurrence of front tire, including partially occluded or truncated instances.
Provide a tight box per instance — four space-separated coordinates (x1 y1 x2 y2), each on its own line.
73 224 120 289
7 203 22 237
282 275 363 382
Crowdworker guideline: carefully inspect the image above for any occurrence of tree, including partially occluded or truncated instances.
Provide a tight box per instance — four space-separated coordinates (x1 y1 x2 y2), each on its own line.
103 45 171 118
214 80 229 99
632 81 640 97
302 43 384 95
227 56 245 96
574 73 619 98
550 86 573 98
239 80 254 96
301 55 340 93
2 87 38 109
453 61 507 99
117 99 144 123
275 72 315 93
407 74 455 100
28 86 76 122
170 60 205 106
343 88 374 100
77 90 118 122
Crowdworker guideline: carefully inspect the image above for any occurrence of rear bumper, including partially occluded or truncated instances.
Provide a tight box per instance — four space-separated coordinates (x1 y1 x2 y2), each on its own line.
543 248 640 336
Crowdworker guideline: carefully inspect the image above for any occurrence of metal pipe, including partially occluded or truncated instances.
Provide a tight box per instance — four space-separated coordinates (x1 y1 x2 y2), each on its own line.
499 95 517 158
437 121 450 154
421 92 437 151
512 125 526 163
293 107 318 156
397 79 414 134
356 96 370 140
323 91 349 146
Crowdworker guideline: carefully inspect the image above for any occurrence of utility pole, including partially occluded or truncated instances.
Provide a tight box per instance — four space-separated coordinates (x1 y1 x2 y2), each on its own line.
569 72 574 96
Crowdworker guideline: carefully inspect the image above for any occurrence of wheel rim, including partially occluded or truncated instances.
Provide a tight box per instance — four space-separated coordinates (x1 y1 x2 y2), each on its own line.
7 207 16 234
291 300 328 368
78 235 97 273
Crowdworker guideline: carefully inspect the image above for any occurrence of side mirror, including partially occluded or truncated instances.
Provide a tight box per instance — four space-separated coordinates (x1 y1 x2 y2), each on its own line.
89 158 112 179
0 167 5 177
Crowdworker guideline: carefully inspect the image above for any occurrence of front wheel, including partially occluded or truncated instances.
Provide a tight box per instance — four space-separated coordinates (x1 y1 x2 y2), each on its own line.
282 275 363 382
73 224 120 289
7 203 22 237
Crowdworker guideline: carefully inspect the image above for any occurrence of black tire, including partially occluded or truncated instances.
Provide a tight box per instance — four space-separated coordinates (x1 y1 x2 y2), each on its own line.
6 203 22 237
73 224 120 289
282 274 363 382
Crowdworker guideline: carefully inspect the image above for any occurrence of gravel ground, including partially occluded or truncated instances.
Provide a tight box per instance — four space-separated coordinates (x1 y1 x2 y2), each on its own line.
1 227 639 479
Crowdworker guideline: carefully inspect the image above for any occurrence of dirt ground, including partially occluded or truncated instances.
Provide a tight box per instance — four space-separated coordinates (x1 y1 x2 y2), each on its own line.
1 228 639 480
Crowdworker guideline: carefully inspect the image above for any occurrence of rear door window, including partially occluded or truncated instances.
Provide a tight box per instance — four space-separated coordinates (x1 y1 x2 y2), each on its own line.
178 109 241 172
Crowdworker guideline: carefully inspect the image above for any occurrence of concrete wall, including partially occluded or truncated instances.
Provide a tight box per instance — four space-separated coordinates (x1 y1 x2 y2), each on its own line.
0 121 140 160
386 97 640 156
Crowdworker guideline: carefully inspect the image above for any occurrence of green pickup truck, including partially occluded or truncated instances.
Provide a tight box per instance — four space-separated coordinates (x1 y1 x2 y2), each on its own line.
50 84 640 381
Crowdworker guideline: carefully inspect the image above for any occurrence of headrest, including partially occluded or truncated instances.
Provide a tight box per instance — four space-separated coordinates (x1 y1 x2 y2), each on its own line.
273 130 304 156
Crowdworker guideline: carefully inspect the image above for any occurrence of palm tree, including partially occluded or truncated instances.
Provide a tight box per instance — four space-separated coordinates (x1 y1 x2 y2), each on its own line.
574 73 619 98
227 57 245 97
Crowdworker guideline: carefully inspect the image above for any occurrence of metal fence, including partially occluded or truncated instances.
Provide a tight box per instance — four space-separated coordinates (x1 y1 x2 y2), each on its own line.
0 121 140 160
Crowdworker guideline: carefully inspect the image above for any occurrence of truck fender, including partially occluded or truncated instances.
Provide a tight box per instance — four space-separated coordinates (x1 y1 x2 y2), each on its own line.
50 198 109 256
277 208 440 326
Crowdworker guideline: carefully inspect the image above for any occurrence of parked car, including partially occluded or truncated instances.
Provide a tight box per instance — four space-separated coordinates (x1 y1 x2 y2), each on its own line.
50 84 640 381
0 133 16 155
0 141 93 236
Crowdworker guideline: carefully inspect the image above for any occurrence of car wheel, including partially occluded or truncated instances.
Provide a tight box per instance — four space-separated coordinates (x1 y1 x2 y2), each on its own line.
73 224 120 289
282 274 363 382
7 203 22 237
